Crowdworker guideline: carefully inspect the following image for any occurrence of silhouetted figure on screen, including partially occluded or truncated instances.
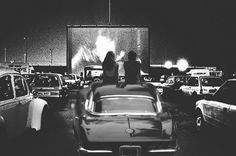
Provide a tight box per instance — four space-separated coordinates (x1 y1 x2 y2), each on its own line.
102 51 119 84
124 50 141 84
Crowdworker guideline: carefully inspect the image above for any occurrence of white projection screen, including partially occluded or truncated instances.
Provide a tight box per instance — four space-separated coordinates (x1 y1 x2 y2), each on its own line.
67 25 150 76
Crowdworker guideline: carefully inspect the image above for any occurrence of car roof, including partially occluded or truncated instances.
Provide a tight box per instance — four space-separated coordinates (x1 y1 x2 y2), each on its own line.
85 65 102 70
190 75 222 78
93 83 157 100
0 67 18 75
226 79 236 82
35 73 62 76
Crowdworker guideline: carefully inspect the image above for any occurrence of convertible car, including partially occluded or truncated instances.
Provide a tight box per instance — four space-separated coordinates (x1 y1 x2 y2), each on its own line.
73 83 179 156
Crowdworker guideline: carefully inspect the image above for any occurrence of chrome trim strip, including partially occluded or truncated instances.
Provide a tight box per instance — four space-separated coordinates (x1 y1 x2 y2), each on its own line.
100 95 155 100
91 112 157 116
148 148 178 153
78 146 113 153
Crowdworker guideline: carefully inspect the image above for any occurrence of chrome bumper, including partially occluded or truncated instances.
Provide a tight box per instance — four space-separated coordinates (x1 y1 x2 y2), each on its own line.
78 145 179 154
78 146 113 153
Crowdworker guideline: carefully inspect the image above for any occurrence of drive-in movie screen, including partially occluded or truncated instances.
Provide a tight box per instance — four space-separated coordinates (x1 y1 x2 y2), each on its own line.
67 26 149 75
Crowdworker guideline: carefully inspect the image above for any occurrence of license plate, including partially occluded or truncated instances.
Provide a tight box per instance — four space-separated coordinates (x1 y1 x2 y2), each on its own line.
119 145 141 156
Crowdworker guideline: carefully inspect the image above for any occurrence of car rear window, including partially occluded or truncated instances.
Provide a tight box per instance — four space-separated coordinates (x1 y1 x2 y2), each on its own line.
34 75 59 87
94 98 157 113
64 75 74 80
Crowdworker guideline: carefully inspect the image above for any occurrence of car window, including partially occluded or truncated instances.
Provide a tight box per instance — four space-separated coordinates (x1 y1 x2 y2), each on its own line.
175 76 189 85
0 75 14 101
188 77 198 86
34 75 59 87
201 77 223 86
214 81 236 104
64 75 73 80
22 74 35 84
94 98 156 113
14 76 28 97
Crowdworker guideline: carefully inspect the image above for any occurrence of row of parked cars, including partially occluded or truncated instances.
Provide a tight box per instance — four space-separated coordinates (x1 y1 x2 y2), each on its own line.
0 67 179 155
0 69 85 150
156 73 236 133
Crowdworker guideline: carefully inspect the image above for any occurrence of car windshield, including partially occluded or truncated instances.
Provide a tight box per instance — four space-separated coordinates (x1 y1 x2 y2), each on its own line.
94 97 156 114
34 75 59 87
201 77 223 86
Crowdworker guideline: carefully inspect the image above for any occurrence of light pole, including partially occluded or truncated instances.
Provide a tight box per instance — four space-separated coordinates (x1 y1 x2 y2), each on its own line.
50 48 54 65
4 48 7 62
108 0 111 24
23 37 30 63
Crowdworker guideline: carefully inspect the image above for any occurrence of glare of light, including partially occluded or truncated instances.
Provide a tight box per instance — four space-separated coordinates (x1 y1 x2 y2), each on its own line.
177 58 189 71
164 60 173 69
116 50 125 61
95 35 115 62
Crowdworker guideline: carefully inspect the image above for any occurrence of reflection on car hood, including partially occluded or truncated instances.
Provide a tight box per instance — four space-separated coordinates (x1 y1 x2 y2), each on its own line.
81 115 164 142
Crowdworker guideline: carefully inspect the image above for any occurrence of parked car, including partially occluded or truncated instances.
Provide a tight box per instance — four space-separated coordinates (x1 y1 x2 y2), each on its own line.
195 79 236 131
21 73 36 85
179 75 223 99
73 83 179 156
162 75 190 98
63 73 81 89
29 73 68 108
83 65 103 88
0 68 48 146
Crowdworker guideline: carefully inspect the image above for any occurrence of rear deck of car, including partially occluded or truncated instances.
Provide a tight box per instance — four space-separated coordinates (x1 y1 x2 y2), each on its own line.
93 83 157 101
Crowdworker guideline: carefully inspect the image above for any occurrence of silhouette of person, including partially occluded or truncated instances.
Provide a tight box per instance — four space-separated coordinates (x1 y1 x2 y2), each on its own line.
102 51 119 84
124 50 141 84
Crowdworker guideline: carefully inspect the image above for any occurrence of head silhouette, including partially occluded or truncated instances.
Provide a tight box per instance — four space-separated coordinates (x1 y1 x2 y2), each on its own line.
128 50 137 61
103 51 116 70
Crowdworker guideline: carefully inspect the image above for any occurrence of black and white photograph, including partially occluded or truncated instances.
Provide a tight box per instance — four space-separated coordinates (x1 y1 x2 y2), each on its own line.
0 0 236 156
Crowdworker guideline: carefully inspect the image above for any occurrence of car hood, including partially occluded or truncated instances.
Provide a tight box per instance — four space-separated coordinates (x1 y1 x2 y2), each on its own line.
80 115 168 143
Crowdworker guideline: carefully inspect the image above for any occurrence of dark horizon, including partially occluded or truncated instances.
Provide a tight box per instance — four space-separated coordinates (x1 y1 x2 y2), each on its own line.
0 0 235 73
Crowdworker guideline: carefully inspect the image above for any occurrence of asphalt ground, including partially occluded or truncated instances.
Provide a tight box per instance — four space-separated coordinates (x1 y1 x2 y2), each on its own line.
4 89 236 156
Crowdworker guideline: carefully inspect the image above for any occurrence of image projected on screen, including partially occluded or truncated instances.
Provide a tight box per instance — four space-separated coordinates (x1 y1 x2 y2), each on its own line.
67 26 149 75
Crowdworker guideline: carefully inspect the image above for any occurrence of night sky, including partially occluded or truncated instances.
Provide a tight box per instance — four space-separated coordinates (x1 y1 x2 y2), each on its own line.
0 0 235 73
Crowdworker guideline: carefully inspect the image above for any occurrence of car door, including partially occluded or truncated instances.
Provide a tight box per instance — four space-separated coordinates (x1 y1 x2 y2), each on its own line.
13 75 31 135
207 82 231 128
0 74 19 138
221 81 236 128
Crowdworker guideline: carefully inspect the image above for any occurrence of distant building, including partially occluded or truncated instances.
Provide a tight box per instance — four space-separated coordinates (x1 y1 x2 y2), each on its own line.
0 62 35 74
33 65 67 75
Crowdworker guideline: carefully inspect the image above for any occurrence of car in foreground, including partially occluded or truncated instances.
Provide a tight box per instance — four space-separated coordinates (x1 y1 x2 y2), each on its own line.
29 73 68 108
195 79 236 131
73 83 179 156
179 75 223 99
0 68 48 146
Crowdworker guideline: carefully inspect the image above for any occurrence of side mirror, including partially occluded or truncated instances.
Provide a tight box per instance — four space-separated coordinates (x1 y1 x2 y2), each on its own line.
32 90 38 98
